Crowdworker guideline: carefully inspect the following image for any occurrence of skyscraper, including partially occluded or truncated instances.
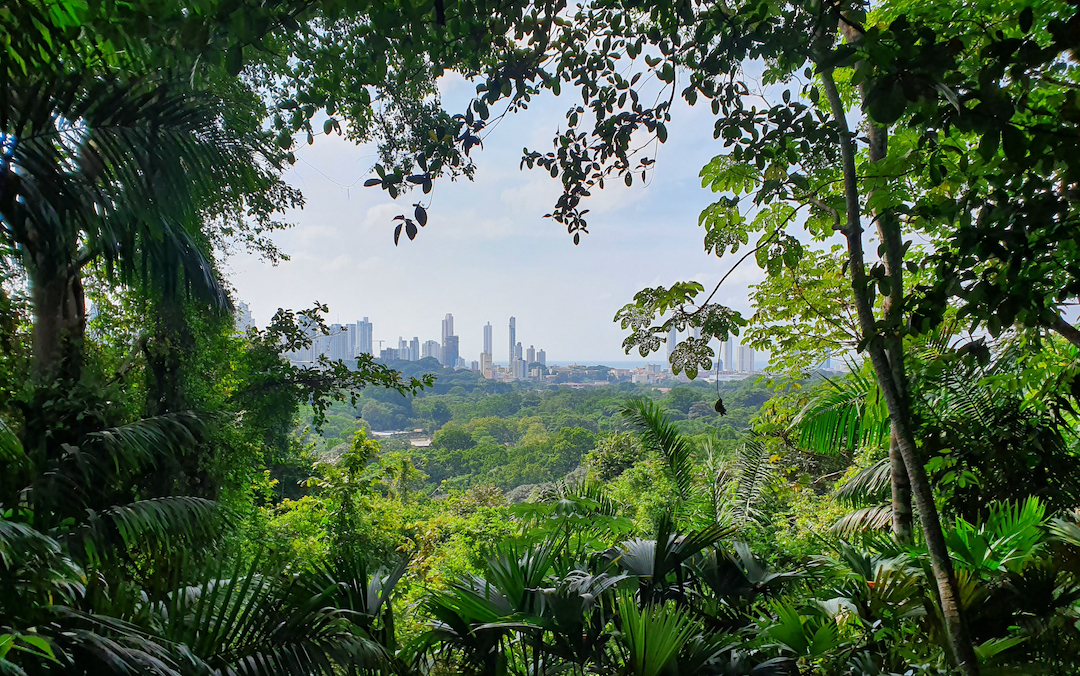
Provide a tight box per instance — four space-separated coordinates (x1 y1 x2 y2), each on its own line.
443 335 460 368
422 340 440 360
329 324 353 361
441 313 457 366
536 349 546 366
483 322 493 356
667 327 677 357
723 340 733 372
515 342 523 361
356 318 373 356
410 337 420 361
234 300 254 333
440 311 453 341
738 344 756 372
508 317 516 363
526 345 536 364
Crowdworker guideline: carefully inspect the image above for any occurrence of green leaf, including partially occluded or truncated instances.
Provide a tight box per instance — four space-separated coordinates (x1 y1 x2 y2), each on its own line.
225 43 243 76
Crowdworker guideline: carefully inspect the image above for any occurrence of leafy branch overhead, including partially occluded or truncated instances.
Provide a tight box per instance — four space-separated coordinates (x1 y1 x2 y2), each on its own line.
615 282 745 378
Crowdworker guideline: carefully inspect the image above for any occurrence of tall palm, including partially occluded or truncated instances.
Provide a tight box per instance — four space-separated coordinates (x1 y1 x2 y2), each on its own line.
1 71 278 380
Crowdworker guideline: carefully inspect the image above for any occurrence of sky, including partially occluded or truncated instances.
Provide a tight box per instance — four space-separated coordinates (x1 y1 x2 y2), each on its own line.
225 75 770 365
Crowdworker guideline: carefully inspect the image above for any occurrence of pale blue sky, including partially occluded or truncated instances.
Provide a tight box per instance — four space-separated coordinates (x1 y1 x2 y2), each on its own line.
226 75 769 364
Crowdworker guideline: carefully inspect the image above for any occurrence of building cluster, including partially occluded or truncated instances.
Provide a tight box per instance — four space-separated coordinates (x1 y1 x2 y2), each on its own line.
272 306 761 377
664 327 758 374
479 316 548 381
280 312 550 375
284 317 375 362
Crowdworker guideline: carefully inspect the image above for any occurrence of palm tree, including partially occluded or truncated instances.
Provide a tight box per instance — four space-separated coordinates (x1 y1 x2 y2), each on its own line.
1 71 280 381
621 398 777 530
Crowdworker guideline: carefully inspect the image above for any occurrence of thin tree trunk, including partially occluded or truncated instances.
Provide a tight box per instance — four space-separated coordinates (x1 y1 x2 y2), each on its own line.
841 14 916 541
889 433 913 542
818 65 980 675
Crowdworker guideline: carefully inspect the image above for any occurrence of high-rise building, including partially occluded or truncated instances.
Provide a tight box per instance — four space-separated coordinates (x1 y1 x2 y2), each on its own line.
480 351 493 377
345 324 357 357
410 337 420 361
328 323 354 361
723 340 734 372
422 340 440 360
443 335 459 368
515 342 523 361
738 344 755 372
483 322 493 356
667 327 677 357
536 349 546 366
356 318 373 356
441 313 457 366
508 317 516 363
234 300 254 333
526 345 536 365
442 313 454 344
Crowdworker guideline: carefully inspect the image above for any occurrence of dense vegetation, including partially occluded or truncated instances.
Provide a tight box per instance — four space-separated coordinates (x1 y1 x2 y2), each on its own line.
3 0 1080 675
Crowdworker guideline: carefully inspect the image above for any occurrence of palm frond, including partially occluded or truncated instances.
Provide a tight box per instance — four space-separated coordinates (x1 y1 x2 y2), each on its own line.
728 437 774 527
0 417 22 461
5 74 278 310
72 497 226 566
791 369 889 455
621 399 694 502
82 412 204 477
831 505 893 537
615 589 698 676
834 457 892 506
158 556 391 676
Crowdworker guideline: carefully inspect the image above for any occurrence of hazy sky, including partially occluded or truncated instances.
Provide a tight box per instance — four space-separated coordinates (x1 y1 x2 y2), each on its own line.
226 75 769 364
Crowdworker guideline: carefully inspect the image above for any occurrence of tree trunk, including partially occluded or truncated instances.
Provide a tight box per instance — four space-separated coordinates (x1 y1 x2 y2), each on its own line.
841 12 916 542
30 264 86 382
889 433 913 543
818 66 980 675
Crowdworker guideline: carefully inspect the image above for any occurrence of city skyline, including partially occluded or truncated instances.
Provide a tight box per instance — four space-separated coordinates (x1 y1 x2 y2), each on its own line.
226 74 770 365
276 306 765 371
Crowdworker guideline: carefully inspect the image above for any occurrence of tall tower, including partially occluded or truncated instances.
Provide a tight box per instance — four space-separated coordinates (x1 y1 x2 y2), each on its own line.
410 337 420 361
442 313 454 344
483 322 493 356
441 313 456 366
356 318 373 356
737 344 755 372
667 327 677 358
526 345 536 364
509 317 516 363
723 340 734 372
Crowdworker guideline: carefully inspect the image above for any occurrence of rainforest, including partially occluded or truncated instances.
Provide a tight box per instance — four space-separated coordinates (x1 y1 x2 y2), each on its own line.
3 1 1080 675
